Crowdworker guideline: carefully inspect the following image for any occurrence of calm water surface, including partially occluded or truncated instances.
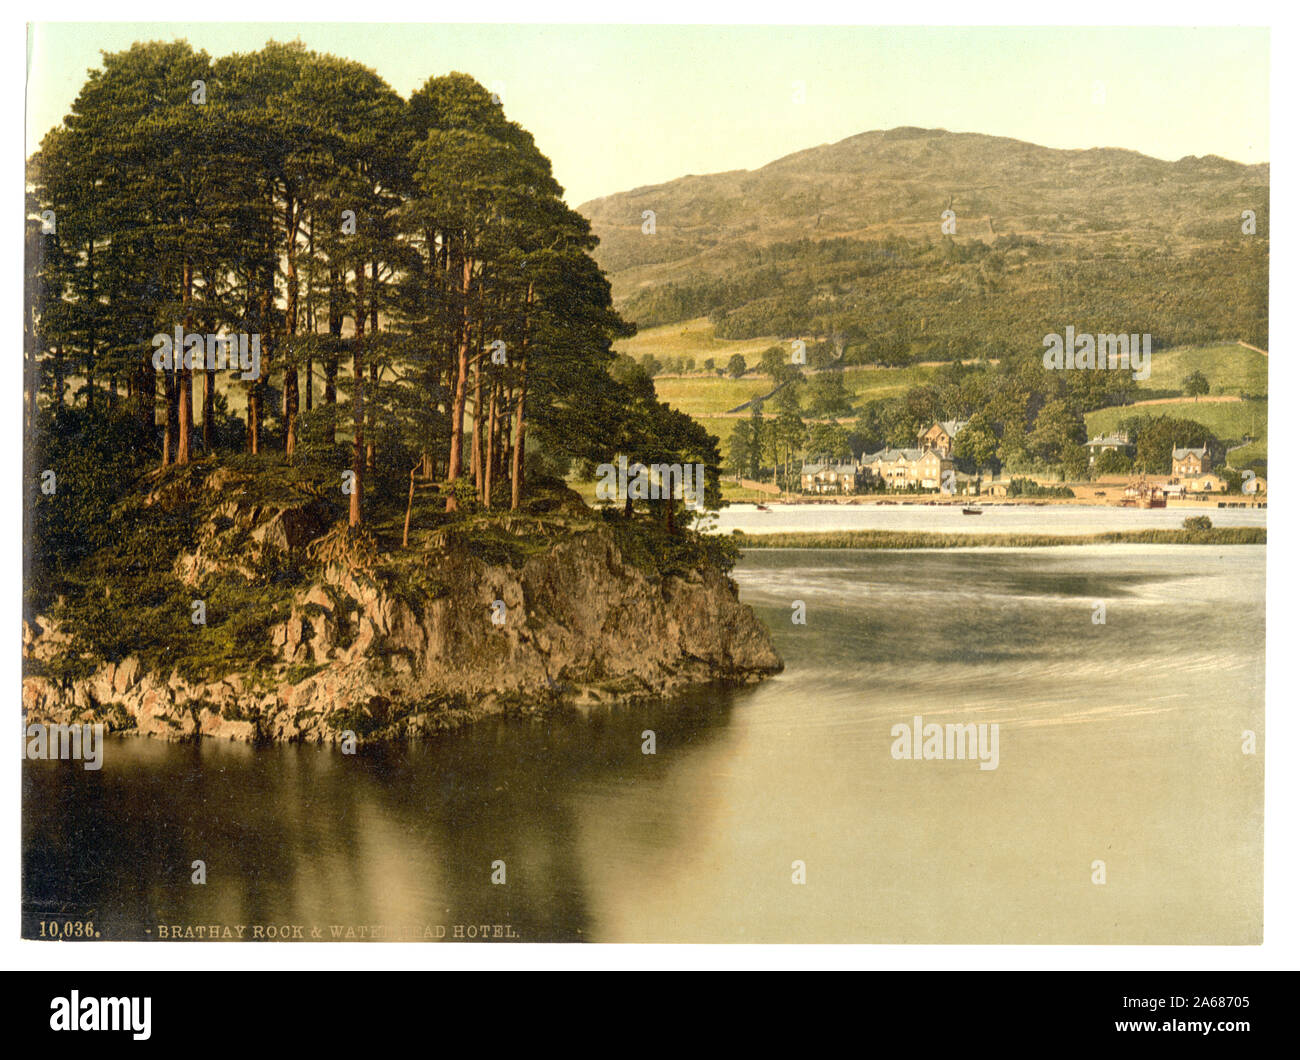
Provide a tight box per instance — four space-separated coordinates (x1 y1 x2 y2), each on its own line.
711 501 1266 536
23 545 1264 943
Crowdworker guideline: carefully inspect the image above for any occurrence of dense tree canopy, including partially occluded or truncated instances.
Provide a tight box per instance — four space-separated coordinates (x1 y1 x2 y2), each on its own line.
26 40 712 562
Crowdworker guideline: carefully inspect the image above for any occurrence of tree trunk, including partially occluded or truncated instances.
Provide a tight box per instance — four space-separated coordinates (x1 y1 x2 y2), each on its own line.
284 198 300 459
470 272 491 492
86 237 95 415
247 386 260 454
510 365 527 511
324 357 337 405
326 263 342 408
203 369 214 451
162 265 181 458
369 259 380 333
350 264 366 528
445 248 473 511
54 346 65 410
365 259 379 470
163 367 178 465
366 360 378 471
509 282 534 511
27 339 38 428
483 380 498 507
177 258 193 465
140 356 154 442
249 285 271 456
306 213 317 415
470 353 483 491
402 462 419 548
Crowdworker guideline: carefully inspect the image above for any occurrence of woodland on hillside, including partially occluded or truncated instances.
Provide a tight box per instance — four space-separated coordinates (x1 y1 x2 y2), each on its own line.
585 126 1268 362
619 235 1267 360
579 127 1267 488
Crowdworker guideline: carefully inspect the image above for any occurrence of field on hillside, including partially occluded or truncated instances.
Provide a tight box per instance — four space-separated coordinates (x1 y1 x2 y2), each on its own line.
1085 398 1267 471
650 378 773 415
616 317 778 365
1143 344 1267 397
631 322 1269 475
652 362 951 417
645 325 1267 404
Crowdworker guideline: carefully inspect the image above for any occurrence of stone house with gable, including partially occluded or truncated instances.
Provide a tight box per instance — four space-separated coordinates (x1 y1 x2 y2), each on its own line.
917 420 968 459
1172 445 1213 477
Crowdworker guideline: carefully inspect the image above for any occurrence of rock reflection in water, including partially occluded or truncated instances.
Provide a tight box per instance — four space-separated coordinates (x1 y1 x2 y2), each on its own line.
23 688 744 942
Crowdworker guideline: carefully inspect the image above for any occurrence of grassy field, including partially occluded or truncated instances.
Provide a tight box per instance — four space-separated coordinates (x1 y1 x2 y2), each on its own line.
653 362 950 418
1085 398 1267 471
616 317 779 365
1229 439 1268 469
636 323 1267 413
1143 344 1268 397
621 321 1270 475
650 377 774 415
625 318 968 402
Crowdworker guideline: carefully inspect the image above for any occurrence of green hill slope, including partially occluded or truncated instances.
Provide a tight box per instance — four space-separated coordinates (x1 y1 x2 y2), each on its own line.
580 127 1268 360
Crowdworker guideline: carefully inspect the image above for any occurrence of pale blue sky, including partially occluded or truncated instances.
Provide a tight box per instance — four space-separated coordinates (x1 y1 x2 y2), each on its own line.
27 24 1269 207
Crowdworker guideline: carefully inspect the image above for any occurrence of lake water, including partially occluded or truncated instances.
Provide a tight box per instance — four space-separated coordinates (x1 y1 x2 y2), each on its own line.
23 545 1264 943
711 501 1267 536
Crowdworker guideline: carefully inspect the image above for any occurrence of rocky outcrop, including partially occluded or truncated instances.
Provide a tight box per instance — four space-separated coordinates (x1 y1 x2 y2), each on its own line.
172 480 333 586
23 519 781 744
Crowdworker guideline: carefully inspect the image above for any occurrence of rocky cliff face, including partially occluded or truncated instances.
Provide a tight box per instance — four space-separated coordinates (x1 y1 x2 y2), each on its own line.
23 515 782 744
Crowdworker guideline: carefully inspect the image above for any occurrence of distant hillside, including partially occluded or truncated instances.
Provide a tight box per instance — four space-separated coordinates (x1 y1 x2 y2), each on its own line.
579 127 1269 359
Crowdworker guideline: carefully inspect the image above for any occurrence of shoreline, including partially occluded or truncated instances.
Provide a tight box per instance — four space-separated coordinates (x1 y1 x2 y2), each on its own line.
732 528 1266 549
720 495 1266 509
22 506 783 746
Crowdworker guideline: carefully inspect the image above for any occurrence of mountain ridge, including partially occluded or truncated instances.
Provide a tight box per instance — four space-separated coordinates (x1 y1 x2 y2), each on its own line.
579 126 1268 213
577 126 1268 353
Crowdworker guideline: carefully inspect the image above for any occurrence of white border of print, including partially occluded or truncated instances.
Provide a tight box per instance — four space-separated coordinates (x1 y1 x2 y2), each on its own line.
3 0 1293 976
